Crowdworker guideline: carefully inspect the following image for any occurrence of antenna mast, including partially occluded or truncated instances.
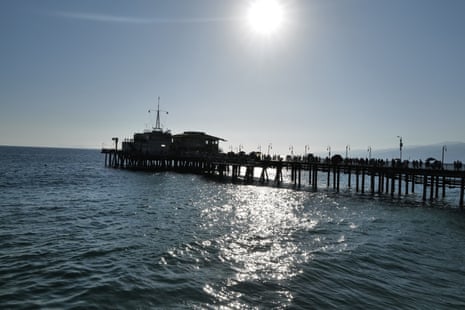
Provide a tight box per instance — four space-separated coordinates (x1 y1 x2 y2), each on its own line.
155 96 161 131
148 96 168 132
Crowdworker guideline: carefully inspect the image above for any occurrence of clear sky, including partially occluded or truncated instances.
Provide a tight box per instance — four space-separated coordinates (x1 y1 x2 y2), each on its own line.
1 0 464 156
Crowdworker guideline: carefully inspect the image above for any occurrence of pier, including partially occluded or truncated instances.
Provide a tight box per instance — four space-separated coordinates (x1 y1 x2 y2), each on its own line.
102 149 465 209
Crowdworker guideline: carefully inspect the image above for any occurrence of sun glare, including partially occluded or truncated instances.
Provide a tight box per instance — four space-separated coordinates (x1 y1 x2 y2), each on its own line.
247 0 284 36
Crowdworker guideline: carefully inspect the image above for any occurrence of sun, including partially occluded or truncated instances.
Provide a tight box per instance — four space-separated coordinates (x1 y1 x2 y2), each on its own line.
247 0 285 36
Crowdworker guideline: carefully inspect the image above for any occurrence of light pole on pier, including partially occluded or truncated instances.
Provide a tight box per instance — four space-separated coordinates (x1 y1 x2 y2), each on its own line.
112 137 119 152
397 136 403 161
327 146 331 159
442 145 447 168
305 145 310 156
268 143 272 156
345 145 350 159
368 146 372 161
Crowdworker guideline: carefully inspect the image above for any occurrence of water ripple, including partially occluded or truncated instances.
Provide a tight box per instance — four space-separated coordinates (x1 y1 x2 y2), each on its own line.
2 147 465 308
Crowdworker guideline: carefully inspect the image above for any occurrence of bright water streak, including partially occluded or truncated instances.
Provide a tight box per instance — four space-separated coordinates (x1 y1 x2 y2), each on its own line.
1 146 465 309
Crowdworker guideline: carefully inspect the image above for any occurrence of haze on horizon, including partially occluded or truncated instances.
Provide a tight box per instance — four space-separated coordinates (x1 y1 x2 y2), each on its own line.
1 0 464 156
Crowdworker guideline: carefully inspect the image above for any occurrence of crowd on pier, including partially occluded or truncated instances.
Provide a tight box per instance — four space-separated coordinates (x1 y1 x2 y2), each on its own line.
224 151 464 171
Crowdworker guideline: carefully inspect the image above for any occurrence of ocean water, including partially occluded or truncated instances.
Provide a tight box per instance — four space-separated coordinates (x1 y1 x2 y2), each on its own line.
1 146 465 309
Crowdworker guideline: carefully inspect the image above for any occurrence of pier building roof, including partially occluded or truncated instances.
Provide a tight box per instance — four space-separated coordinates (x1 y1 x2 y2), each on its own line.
173 131 226 142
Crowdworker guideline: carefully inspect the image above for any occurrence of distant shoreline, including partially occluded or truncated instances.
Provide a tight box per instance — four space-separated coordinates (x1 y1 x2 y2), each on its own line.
0 145 100 151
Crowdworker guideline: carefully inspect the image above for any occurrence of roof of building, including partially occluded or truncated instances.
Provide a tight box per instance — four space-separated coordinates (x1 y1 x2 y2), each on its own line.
173 131 226 142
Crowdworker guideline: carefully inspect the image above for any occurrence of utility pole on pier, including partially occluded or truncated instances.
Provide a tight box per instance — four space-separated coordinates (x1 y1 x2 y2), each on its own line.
442 145 447 168
112 137 118 152
397 136 403 161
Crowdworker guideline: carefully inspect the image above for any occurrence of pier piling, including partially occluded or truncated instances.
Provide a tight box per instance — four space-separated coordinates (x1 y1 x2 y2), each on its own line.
460 177 464 210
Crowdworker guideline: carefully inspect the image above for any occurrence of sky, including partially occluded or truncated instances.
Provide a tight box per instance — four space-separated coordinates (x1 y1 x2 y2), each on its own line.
1 0 464 156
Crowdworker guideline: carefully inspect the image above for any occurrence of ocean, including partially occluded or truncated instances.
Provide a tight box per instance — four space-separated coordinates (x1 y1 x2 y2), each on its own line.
1 146 465 309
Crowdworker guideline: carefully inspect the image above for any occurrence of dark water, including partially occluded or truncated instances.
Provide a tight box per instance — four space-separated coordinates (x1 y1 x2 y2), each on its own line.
1 146 465 309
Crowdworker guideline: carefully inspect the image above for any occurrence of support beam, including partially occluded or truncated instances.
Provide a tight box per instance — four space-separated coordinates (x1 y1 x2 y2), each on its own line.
361 169 365 194
405 174 409 195
385 174 390 194
370 171 375 194
327 165 331 187
391 174 395 196
348 169 352 188
460 177 464 210
423 174 427 201
333 166 337 190
398 173 402 196
430 175 434 201
412 174 415 193
442 176 446 198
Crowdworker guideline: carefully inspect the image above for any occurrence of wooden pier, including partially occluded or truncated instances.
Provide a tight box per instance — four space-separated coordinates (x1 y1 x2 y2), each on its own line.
102 149 465 209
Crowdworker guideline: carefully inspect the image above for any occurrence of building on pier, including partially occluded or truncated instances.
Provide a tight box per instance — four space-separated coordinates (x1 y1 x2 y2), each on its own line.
122 130 226 156
121 99 225 156
122 130 172 156
172 131 226 155
122 98 173 156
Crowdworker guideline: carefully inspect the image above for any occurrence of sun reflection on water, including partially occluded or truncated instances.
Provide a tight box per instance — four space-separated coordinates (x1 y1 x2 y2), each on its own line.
220 187 314 281
181 182 364 307
198 185 320 306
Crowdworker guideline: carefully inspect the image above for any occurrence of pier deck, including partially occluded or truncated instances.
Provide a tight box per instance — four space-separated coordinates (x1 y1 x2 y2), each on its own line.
101 149 465 209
